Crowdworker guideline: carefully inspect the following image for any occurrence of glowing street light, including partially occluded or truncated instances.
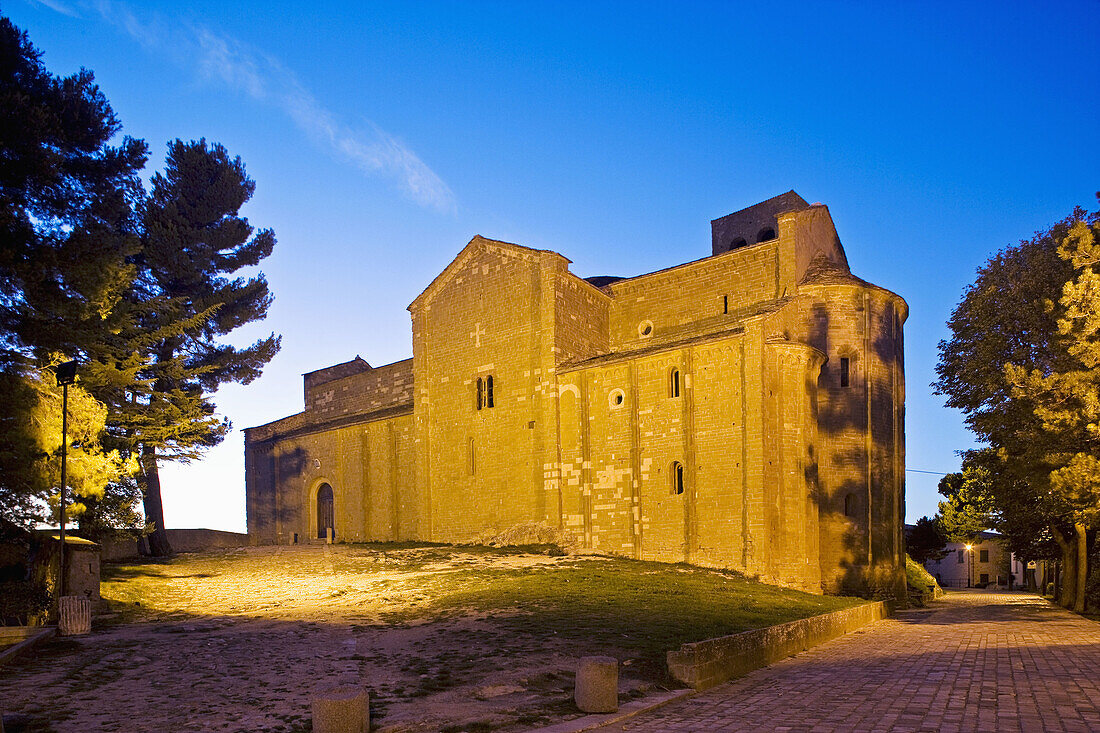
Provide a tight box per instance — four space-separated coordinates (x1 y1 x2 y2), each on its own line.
964 543 974 588
55 360 78 603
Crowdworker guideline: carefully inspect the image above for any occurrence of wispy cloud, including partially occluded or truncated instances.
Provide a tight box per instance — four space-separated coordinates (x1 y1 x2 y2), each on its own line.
54 0 456 212
28 0 80 17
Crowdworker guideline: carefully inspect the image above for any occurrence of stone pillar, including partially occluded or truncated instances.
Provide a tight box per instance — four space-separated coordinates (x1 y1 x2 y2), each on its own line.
58 596 91 636
311 686 369 733
575 656 618 713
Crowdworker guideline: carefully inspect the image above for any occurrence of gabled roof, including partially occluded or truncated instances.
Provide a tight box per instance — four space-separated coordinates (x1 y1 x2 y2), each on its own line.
303 356 371 389
407 235 569 312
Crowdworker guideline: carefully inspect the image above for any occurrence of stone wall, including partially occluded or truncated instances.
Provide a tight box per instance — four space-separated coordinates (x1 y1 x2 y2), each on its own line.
245 195 907 595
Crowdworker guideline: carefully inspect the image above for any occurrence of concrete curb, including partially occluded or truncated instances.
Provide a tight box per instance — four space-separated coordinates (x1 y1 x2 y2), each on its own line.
0 627 57 668
528 688 695 733
667 600 890 690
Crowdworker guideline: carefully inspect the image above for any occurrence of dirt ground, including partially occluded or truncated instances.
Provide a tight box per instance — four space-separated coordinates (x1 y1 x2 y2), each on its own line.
0 545 666 733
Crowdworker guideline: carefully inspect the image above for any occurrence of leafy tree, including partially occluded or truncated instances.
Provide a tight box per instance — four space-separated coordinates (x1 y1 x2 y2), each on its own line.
905 516 948 564
1004 202 1100 611
936 466 997 543
97 139 280 556
0 362 134 528
936 203 1099 611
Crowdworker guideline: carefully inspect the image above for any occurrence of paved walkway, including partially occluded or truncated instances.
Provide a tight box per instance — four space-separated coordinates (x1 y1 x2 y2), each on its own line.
594 591 1100 733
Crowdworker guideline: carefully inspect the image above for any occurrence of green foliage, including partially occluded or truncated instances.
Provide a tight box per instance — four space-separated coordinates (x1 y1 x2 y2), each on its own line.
0 16 280 548
905 516 948 564
0 15 146 367
936 465 997 543
0 579 51 625
0 363 134 527
936 201 1100 609
905 554 942 607
1003 204 1100 532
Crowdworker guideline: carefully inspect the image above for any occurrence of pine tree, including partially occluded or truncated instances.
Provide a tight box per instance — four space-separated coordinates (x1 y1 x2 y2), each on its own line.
0 15 147 366
0 14 146 525
106 139 280 556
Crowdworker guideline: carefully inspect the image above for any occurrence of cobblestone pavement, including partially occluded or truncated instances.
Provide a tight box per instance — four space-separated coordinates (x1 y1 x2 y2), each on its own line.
595 591 1100 733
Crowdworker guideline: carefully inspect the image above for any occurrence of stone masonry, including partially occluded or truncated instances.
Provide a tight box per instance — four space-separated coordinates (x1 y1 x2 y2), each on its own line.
244 192 908 595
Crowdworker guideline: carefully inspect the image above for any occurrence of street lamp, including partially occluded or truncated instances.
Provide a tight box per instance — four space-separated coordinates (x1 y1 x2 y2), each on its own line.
964 543 973 589
55 360 78 602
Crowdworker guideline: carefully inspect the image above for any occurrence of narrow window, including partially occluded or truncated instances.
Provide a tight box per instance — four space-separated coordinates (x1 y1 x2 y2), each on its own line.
671 461 685 495
957 549 965 564
840 357 850 387
669 368 681 398
844 493 856 517
476 377 484 410
722 295 728 314
486 375 495 408
979 549 989 563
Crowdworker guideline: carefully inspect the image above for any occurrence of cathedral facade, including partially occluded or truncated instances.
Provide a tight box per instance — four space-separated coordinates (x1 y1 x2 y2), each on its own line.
244 192 907 595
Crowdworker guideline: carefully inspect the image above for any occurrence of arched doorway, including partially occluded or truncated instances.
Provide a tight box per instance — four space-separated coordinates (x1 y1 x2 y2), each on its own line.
316 483 334 540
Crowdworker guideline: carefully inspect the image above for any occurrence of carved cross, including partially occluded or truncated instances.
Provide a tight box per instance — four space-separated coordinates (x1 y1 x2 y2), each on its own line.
471 322 485 347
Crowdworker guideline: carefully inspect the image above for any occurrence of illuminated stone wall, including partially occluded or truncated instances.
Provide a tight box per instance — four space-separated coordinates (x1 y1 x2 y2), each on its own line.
244 194 906 595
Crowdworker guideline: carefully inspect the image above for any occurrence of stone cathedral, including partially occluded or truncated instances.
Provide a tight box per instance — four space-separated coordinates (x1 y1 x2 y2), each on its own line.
245 192 907 595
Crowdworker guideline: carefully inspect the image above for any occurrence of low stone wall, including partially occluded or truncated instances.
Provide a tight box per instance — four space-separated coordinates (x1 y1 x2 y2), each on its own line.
0 626 56 667
101 529 249 561
667 601 889 690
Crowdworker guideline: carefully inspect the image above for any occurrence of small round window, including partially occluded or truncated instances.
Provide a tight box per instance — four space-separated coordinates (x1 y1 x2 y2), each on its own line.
638 320 654 338
608 389 625 408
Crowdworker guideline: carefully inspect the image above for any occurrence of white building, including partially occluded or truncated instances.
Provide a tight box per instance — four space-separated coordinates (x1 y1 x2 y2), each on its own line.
923 530 1026 589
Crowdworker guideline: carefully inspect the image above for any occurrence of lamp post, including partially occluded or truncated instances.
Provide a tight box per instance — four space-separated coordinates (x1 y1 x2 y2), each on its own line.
55 360 78 601
964 543 973 589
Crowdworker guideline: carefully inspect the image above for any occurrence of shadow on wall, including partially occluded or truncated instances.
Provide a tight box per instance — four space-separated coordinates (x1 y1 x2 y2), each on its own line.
805 302 904 597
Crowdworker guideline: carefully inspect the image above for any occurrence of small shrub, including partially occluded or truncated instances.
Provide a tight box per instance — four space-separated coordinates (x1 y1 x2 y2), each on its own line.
0 580 52 625
905 554 943 607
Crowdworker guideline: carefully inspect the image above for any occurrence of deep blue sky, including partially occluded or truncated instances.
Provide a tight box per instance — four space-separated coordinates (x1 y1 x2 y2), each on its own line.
9 1 1099 531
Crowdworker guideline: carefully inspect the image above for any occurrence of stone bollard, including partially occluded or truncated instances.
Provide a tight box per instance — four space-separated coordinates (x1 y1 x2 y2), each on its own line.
311 685 369 733
58 596 91 636
575 656 618 713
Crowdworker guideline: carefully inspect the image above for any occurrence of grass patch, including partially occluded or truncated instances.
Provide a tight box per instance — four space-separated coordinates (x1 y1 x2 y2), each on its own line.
905 555 943 606
100 544 866 682
409 558 861 677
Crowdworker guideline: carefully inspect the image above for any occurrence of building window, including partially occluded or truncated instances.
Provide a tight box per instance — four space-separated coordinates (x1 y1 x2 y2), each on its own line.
476 375 495 409
757 227 776 242
669 368 681 398
840 357 850 387
844 493 856 517
979 549 989 563
729 237 747 251
957 549 965 564
608 389 625 408
671 461 685 495
722 295 729 314
638 320 654 338
980 573 989 585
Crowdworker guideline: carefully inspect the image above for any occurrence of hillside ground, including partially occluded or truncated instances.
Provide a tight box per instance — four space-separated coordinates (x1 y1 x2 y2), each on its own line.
0 543 864 733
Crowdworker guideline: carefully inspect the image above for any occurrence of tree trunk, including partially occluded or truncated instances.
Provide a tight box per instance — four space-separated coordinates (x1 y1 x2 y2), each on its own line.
140 444 173 557
1052 527 1076 608
1074 521 1088 613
